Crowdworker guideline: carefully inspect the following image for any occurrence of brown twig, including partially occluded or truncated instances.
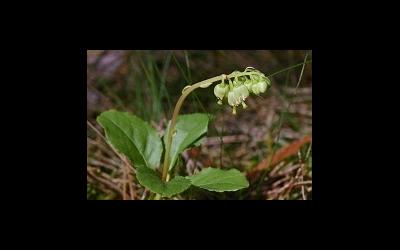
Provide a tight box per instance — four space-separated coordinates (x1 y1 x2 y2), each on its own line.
122 163 127 200
87 158 119 171
87 167 124 197
297 151 307 200
293 181 312 186
266 180 294 200
87 137 113 154
283 167 303 199
126 164 135 200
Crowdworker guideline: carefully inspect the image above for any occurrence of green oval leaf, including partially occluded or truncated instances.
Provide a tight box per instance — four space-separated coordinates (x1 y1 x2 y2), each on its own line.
187 168 249 192
136 166 191 197
97 110 163 170
164 113 210 170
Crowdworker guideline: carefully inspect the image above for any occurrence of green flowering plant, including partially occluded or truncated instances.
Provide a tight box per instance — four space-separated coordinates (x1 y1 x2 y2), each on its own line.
96 66 271 199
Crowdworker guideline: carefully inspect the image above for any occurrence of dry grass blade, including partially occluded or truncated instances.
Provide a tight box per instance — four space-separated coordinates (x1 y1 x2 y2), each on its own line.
87 167 124 197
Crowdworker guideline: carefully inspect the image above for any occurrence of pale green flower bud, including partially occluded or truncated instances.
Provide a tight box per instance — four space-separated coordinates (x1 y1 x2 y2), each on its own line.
214 83 228 101
228 89 241 106
251 83 261 95
257 81 267 93
234 84 249 101
251 81 268 95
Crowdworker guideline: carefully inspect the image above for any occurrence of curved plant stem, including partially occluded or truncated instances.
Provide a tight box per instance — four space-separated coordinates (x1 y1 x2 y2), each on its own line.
161 75 221 181
161 72 259 182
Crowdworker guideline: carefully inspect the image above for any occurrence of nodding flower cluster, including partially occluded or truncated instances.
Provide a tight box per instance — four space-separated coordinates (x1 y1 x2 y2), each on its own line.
213 67 271 114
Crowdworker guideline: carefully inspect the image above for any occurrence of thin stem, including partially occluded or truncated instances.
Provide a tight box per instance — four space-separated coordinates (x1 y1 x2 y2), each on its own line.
267 60 312 78
161 71 257 181
161 75 221 181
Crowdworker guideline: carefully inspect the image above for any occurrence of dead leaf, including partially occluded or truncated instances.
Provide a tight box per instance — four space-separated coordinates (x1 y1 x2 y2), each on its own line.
248 135 311 177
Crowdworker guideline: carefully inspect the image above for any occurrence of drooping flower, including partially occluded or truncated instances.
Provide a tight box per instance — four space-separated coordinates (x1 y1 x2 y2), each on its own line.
214 67 271 114
227 88 241 107
234 84 249 101
252 81 268 95
214 83 228 104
